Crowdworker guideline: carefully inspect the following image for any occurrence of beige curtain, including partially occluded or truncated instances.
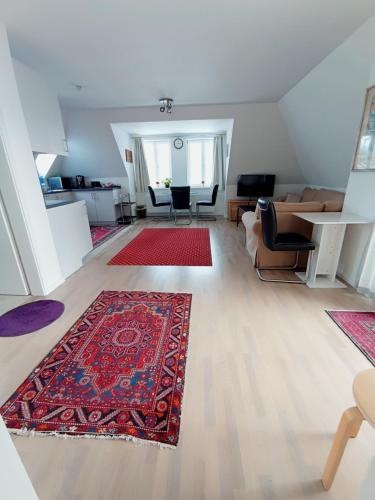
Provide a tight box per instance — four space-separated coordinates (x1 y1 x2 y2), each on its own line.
134 137 150 193
212 134 226 190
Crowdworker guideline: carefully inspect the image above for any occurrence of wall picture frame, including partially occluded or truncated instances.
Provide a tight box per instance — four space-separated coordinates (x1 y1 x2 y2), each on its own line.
353 85 375 171
125 149 133 163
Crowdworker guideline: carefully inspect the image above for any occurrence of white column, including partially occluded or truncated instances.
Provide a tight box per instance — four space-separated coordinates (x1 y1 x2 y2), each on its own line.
0 24 64 295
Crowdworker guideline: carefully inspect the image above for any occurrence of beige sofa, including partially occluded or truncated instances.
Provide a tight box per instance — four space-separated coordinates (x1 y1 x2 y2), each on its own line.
242 187 345 268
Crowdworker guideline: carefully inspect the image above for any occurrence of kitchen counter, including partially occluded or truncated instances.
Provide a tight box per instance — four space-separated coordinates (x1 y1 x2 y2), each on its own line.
47 200 92 278
45 200 75 209
44 186 121 194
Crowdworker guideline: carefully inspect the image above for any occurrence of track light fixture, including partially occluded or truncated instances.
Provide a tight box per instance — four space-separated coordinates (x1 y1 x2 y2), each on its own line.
159 97 174 113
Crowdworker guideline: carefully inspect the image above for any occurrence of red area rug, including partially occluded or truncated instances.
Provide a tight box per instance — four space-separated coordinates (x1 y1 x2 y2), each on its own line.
108 228 212 266
0 291 192 447
326 310 375 365
90 225 124 249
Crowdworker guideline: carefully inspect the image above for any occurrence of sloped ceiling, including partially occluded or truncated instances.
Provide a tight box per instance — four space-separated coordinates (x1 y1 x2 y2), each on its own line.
1 0 375 108
279 16 375 188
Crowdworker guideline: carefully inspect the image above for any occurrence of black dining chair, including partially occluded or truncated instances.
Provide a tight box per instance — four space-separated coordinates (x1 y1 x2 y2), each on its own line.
196 184 219 220
148 186 172 220
257 198 315 283
170 186 192 225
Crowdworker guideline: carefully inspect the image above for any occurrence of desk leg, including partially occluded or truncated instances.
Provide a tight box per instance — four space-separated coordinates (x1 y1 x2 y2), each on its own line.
296 223 347 288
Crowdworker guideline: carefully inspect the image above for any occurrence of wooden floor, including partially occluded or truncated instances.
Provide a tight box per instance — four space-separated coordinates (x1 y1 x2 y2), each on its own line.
0 219 374 500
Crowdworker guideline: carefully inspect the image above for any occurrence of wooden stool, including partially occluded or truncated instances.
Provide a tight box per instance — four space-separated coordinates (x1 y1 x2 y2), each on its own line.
322 369 375 490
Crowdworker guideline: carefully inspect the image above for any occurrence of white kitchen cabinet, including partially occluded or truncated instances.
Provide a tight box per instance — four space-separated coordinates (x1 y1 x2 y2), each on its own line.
73 189 120 223
93 190 118 222
44 189 121 223
72 191 98 222
13 59 67 155
44 191 74 202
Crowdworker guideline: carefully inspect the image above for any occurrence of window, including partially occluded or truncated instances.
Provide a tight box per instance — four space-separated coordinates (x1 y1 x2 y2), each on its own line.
187 138 214 187
35 153 57 178
142 139 172 186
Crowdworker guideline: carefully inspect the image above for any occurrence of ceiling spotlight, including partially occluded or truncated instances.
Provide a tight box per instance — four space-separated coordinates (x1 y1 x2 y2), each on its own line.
71 82 86 92
159 97 174 113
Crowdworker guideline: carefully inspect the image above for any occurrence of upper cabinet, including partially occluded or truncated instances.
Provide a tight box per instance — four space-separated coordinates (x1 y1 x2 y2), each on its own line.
12 59 68 156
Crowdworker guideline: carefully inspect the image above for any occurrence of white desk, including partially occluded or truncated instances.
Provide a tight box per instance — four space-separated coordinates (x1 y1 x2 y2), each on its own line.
293 212 372 288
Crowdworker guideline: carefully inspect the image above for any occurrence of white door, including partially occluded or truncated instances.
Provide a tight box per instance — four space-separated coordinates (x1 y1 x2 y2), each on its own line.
73 192 98 222
93 191 116 222
0 191 29 295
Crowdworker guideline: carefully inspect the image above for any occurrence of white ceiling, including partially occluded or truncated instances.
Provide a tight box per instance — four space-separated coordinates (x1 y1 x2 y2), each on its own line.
2 0 375 108
112 119 234 136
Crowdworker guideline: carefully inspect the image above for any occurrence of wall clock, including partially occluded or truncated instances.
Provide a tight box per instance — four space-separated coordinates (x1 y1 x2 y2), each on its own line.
173 137 184 150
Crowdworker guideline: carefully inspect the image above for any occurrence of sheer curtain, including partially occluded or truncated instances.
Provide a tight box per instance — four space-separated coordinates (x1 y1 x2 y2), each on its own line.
134 137 150 193
358 229 375 299
212 134 226 190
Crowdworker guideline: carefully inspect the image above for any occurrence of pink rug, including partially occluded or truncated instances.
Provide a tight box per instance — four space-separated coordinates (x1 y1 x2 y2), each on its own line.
90 225 124 249
326 310 375 365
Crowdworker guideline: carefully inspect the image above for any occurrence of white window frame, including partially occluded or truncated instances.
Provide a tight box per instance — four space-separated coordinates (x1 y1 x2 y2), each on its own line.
187 137 215 188
142 138 172 187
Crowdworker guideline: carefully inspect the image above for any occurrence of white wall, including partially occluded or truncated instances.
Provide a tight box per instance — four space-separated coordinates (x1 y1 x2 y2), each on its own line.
13 59 67 156
279 15 375 287
0 189 28 295
60 108 129 179
59 102 303 216
0 416 38 500
279 16 375 189
111 125 135 204
60 103 303 183
0 24 64 296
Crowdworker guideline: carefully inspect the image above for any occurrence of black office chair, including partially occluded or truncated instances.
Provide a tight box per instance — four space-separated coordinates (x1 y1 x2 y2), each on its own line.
257 198 315 284
170 186 192 225
148 186 172 220
196 184 219 220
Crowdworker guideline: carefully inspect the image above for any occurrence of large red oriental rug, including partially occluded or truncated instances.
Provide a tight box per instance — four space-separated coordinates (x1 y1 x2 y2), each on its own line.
326 310 375 365
108 228 212 266
0 291 192 447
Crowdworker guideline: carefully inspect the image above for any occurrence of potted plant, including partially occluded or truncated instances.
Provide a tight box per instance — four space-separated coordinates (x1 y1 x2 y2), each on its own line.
136 204 147 218
163 177 172 188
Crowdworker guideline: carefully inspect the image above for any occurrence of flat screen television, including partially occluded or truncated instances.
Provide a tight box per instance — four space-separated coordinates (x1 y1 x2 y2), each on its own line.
237 174 275 197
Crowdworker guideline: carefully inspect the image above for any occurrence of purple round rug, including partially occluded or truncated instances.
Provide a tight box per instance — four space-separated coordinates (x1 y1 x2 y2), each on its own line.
0 300 65 337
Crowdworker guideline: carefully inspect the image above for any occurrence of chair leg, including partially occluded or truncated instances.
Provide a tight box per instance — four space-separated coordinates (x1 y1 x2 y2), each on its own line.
322 407 363 490
196 204 217 221
256 252 304 284
174 209 193 225
196 205 199 220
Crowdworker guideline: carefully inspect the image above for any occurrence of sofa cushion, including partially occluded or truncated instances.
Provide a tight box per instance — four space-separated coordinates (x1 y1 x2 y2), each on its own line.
285 193 301 203
273 201 325 213
301 187 317 202
324 200 344 212
319 189 345 201
301 187 345 204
